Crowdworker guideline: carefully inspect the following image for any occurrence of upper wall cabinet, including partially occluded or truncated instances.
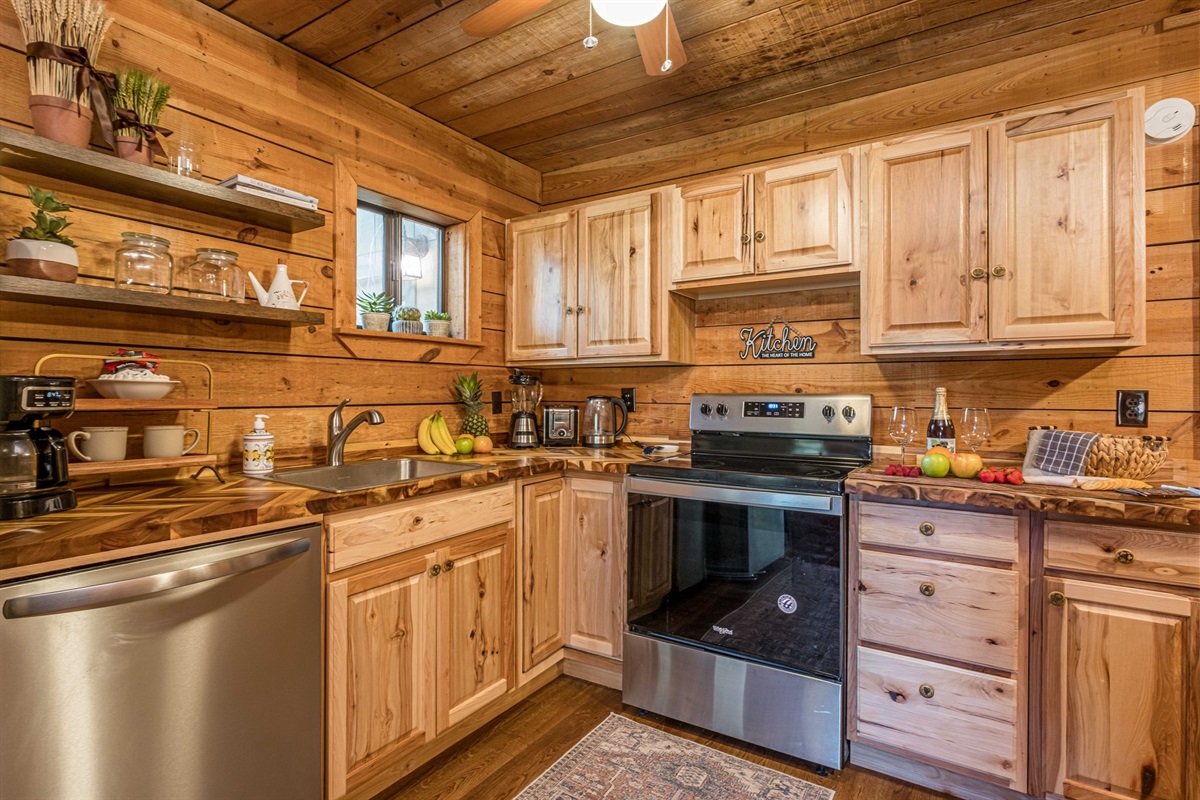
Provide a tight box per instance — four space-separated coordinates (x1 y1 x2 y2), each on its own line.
507 189 694 367
862 93 1145 356
673 150 857 295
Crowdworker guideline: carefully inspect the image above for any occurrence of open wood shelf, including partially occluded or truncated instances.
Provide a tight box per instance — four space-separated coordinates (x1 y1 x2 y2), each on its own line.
73 398 219 411
70 453 219 476
0 126 325 233
0 275 326 326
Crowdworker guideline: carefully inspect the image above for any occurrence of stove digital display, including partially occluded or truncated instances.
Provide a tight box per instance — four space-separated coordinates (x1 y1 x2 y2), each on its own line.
743 401 804 418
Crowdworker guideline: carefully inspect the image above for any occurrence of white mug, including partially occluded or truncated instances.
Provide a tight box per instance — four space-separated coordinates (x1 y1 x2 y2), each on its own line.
67 427 128 462
143 425 200 458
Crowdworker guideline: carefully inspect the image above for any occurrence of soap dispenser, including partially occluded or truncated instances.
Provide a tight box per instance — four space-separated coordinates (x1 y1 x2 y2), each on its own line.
243 414 275 474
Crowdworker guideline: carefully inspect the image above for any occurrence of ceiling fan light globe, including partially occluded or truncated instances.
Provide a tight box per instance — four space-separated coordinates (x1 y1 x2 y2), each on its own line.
583 34 598 48
591 0 666 28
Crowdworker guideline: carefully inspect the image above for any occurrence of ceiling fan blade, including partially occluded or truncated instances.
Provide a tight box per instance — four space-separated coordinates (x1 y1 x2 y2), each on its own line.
635 5 687 76
460 0 553 37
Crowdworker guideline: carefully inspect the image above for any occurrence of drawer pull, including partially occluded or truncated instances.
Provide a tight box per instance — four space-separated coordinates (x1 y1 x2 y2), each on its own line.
1049 591 1066 607
919 582 935 597
429 563 442 578
1115 549 1135 565
918 683 935 699
918 522 935 536
443 559 455 572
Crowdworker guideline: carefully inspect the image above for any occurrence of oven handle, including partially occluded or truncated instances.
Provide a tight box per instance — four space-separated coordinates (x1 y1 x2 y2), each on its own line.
627 477 842 516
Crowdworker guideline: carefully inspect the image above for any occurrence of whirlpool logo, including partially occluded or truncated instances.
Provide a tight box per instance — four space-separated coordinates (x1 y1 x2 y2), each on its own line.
711 625 734 636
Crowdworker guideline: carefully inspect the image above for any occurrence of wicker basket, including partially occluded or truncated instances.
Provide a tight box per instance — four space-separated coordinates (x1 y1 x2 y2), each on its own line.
1085 435 1170 480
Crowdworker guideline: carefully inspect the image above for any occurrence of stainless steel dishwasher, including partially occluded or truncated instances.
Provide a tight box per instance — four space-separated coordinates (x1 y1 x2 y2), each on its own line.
0 525 322 800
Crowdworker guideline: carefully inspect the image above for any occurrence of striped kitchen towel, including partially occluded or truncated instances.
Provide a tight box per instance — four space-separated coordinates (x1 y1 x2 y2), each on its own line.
1022 427 1101 477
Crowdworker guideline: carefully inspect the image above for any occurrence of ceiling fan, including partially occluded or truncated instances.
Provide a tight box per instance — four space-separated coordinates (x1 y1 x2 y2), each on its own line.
461 0 688 76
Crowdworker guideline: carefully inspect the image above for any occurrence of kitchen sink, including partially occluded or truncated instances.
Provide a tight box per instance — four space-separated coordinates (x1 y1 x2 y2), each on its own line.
258 458 483 493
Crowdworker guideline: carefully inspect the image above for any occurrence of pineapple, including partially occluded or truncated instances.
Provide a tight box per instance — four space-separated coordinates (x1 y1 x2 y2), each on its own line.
453 372 490 437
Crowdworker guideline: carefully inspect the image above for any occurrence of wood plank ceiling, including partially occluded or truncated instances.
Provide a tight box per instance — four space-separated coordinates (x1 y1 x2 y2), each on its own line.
206 0 1193 199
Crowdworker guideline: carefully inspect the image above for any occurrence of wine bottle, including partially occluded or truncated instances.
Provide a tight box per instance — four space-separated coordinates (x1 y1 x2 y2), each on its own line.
926 387 956 453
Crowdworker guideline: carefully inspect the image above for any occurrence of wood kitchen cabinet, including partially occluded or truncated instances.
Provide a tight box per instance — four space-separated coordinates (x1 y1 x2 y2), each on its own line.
563 476 626 659
518 477 566 681
506 188 693 366
861 92 1144 355
676 150 857 290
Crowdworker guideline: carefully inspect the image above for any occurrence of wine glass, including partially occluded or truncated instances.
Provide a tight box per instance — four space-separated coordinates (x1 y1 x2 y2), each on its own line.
960 407 992 453
888 407 919 465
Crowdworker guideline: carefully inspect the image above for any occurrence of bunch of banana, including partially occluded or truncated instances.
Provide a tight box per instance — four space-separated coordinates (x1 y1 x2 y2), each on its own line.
418 412 458 456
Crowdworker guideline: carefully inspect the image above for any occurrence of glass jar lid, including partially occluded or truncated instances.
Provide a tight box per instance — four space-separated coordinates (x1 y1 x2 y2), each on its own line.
194 248 239 259
120 232 171 247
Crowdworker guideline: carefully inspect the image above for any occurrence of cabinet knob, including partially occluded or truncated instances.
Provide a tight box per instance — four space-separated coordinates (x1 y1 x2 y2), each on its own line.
970 268 987 280
565 306 574 316
919 582 935 597
1049 590 1066 606
1115 549 1135 565
918 522 935 536
740 233 751 245
576 305 584 314
991 265 1008 278
754 230 765 242
429 563 442 577
919 683 935 699
444 559 455 572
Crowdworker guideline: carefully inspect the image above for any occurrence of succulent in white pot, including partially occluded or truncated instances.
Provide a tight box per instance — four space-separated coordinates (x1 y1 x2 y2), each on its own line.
423 309 452 338
357 292 395 331
6 185 79 282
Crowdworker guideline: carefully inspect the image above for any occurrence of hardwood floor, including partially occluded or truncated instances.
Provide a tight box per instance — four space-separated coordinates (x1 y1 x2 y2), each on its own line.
376 675 952 800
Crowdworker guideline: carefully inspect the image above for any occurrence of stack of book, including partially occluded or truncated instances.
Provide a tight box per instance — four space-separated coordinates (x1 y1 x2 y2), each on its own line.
217 175 318 211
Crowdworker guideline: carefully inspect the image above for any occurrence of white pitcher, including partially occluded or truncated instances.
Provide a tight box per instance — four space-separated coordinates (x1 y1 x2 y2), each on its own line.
247 262 309 310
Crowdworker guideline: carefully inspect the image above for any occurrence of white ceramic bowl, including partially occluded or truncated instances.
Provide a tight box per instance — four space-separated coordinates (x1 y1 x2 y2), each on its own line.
87 378 179 400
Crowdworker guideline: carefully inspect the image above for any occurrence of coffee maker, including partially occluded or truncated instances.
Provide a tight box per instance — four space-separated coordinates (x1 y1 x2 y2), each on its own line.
1 375 77 520
508 370 542 449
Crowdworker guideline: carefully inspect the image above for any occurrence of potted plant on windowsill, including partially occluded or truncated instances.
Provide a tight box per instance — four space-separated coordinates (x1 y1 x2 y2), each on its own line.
392 306 423 335
423 310 451 338
357 292 395 331
5 185 79 282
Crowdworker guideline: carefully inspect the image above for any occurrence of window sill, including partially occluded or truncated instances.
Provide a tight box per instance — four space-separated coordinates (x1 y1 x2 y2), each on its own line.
335 327 485 363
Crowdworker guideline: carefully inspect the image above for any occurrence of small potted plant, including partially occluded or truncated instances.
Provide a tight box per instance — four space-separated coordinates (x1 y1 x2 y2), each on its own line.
392 306 423 335
5 186 79 282
357 292 395 331
423 310 452 338
112 70 171 165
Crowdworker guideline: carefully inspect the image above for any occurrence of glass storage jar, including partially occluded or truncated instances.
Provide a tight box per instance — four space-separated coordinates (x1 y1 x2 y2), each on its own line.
185 248 245 303
114 232 174 294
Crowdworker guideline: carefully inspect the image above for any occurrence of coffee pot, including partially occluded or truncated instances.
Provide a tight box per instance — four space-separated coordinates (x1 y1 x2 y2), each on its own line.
0 375 76 520
580 396 628 448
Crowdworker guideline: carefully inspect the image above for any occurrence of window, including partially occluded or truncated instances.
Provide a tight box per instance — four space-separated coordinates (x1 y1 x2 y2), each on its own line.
356 201 444 317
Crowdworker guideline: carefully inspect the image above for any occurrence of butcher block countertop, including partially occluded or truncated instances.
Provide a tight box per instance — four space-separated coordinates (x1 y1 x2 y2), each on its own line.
847 467 1200 529
0 447 645 580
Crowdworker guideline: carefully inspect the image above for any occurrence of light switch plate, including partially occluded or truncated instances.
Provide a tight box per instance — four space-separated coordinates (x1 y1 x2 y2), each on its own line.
1116 390 1149 427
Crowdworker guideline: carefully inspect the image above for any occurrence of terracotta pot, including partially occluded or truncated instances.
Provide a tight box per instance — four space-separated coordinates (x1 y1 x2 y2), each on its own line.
6 239 79 282
28 95 93 148
114 135 153 166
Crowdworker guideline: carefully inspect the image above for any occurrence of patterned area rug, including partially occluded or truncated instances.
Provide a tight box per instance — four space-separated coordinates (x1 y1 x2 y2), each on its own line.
515 714 835 800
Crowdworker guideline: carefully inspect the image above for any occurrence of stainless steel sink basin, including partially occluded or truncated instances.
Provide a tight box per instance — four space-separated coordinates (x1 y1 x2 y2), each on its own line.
258 458 483 493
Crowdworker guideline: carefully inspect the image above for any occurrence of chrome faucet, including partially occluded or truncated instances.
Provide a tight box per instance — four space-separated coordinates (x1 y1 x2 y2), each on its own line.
327 398 385 466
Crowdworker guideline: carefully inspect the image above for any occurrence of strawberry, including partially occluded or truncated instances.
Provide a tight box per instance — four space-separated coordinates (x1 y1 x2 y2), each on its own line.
994 471 1007 484
1007 468 1024 485
980 471 996 483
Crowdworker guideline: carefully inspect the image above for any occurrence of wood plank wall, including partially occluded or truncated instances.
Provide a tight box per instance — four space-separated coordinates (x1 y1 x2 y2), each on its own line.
0 0 537 465
541 54 1200 473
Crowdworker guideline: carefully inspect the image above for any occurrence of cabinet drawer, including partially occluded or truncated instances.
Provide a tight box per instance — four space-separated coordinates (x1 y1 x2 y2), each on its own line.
857 549 1018 671
1045 521 1199 589
327 485 516 572
858 501 1017 562
855 647 1021 788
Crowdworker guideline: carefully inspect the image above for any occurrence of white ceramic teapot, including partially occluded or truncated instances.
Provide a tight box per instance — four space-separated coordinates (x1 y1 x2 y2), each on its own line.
247 262 308 310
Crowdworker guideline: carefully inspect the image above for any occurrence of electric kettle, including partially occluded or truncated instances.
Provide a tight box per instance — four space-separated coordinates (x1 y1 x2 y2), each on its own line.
580 395 628 448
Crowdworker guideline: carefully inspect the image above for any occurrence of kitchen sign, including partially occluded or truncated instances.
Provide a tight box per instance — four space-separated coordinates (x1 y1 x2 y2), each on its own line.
738 324 818 360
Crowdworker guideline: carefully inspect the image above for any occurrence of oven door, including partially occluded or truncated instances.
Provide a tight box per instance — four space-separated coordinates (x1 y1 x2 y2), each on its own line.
626 476 844 681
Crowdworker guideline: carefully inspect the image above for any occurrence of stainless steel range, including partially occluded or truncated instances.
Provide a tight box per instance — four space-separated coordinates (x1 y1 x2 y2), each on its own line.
624 393 872 771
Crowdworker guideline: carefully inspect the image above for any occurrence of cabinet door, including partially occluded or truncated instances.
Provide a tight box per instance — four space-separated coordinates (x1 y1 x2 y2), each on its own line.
677 174 752 282
753 152 854 273
1043 578 1199 800
436 525 515 733
865 129 988 346
520 478 565 674
507 210 577 361
564 477 626 658
989 99 1140 341
327 552 437 799
578 192 658 357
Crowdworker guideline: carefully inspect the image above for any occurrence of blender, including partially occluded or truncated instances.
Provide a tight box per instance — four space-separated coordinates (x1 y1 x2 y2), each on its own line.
508 370 542 448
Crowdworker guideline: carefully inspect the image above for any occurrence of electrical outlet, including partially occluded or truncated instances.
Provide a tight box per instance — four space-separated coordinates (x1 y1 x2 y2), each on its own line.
491 391 503 415
1116 390 1149 427
621 387 637 413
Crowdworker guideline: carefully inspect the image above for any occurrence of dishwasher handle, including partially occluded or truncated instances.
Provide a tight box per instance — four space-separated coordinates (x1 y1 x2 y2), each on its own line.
3 536 311 619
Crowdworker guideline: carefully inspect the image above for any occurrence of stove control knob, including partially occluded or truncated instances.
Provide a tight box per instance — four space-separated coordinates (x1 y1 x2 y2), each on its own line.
699 403 713 417
822 405 836 422
842 405 856 423
716 403 729 417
